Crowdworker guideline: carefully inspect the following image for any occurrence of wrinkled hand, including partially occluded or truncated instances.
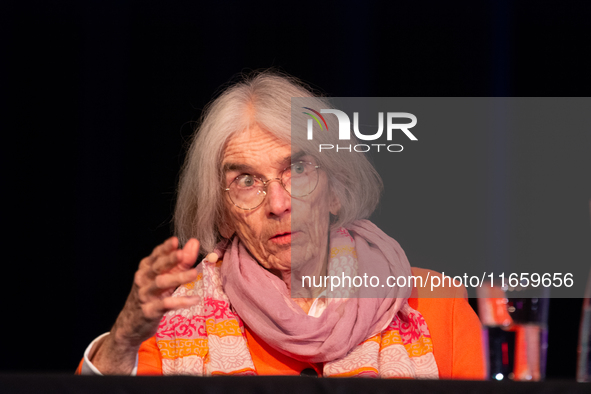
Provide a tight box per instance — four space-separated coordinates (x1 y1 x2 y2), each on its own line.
115 236 202 345
91 237 211 374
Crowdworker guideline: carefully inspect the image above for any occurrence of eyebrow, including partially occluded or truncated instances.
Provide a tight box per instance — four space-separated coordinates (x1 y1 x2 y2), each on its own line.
222 152 307 173
291 151 306 162
222 162 255 173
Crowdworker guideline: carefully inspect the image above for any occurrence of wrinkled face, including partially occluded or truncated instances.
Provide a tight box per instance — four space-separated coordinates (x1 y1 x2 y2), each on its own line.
221 125 339 277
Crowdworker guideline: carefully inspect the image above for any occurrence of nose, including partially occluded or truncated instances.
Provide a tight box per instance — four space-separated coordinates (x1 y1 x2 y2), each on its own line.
265 178 291 217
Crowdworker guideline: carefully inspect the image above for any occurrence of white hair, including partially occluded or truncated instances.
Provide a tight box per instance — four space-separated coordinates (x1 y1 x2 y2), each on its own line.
174 70 383 253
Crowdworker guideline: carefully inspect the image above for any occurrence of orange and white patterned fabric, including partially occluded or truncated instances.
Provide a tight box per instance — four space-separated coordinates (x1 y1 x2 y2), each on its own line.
155 238 439 378
157 261 256 375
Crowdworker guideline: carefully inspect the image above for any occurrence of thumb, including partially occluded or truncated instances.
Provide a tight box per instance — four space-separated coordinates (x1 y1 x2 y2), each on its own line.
179 238 200 269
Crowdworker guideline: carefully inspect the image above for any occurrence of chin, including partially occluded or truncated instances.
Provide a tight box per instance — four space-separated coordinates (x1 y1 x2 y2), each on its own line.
262 248 292 272
290 245 315 272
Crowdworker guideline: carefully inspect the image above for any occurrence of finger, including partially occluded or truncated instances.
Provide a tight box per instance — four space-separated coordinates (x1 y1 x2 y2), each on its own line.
139 269 198 300
150 249 182 276
148 237 178 264
150 238 200 276
177 238 200 270
162 295 200 311
154 269 198 292
137 249 178 286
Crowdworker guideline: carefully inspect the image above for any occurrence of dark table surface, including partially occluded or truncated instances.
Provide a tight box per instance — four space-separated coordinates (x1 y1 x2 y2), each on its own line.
0 375 588 394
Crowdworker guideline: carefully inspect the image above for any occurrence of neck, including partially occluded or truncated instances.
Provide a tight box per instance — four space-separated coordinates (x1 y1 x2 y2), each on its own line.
270 249 329 315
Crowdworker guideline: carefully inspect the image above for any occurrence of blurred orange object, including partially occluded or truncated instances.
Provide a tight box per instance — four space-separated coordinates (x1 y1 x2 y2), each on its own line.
477 286 513 327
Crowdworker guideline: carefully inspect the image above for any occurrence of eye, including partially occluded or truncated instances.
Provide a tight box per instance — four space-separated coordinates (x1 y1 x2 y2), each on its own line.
236 174 257 188
293 162 305 174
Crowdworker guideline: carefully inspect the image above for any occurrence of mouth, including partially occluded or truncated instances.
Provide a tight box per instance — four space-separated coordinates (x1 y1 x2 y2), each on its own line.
269 231 299 245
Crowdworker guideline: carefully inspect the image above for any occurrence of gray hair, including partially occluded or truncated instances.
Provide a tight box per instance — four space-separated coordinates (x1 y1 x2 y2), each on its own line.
174 70 383 253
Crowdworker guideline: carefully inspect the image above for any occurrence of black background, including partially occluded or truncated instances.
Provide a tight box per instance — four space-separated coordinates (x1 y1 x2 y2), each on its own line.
2 0 590 379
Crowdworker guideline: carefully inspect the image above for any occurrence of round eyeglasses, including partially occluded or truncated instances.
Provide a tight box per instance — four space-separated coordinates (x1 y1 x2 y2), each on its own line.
224 161 320 210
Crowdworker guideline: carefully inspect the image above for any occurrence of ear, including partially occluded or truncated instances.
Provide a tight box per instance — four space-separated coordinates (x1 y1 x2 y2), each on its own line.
329 190 341 216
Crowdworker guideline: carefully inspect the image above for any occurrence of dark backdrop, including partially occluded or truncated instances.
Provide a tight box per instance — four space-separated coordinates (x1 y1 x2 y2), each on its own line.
2 0 590 379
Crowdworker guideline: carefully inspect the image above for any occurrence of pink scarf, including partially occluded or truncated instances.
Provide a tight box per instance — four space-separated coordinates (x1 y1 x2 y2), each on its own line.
221 220 412 362
156 220 439 377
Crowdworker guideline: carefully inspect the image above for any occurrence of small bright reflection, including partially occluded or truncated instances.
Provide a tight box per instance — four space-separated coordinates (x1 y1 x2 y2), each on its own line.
494 373 504 380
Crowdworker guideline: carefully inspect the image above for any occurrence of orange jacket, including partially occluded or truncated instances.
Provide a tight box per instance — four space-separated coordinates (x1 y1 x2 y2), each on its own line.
77 267 485 379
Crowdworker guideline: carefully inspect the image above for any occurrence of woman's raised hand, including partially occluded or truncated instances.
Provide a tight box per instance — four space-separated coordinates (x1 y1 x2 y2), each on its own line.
90 237 205 374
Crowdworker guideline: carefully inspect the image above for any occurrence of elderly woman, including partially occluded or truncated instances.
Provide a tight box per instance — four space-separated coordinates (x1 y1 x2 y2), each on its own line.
78 72 484 379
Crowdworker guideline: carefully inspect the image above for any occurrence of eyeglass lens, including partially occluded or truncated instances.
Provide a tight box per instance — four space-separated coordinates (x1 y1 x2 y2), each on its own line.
227 162 319 210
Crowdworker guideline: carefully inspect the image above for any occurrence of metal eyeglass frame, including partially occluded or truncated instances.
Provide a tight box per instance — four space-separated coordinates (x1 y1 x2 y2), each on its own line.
224 161 321 210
